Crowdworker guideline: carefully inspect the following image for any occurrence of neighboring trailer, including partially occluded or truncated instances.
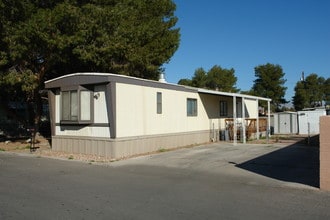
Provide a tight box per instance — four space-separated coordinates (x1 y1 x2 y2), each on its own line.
298 109 326 135
45 73 271 159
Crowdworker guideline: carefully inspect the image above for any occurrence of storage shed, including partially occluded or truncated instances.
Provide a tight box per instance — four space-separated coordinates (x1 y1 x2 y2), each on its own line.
272 112 298 134
45 73 271 159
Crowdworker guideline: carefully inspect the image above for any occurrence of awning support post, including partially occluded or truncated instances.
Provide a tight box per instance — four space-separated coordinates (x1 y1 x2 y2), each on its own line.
233 96 237 145
242 97 246 144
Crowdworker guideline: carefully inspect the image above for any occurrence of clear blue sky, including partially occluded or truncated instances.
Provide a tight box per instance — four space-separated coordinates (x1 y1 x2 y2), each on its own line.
163 0 330 102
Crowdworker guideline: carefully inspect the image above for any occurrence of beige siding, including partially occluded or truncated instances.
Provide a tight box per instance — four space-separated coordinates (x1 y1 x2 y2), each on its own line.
244 98 258 118
115 83 211 138
94 85 109 124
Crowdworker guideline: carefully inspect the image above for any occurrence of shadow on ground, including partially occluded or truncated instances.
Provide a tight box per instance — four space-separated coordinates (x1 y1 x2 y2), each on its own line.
237 136 320 188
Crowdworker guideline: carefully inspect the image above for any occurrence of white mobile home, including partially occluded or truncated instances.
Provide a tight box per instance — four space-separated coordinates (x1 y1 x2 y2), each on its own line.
45 73 271 159
297 109 326 135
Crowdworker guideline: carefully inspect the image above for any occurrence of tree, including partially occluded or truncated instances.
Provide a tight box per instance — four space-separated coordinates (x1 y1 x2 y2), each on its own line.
292 81 309 111
206 65 238 92
305 74 325 106
178 65 239 92
0 0 180 134
251 63 287 111
293 73 327 110
324 78 330 104
191 68 207 88
177 78 192 86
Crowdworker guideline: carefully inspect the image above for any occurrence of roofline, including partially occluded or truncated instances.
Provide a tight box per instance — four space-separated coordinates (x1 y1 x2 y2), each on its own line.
44 72 196 92
197 88 272 102
44 72 112 84
45 72 271 102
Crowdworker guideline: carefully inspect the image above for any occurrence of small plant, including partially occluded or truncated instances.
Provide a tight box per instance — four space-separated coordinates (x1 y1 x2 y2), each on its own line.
68 155 74 160
0 148 5 151
158 148 167 152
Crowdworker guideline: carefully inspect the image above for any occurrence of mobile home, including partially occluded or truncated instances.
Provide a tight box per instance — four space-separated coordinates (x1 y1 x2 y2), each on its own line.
45 73 271 159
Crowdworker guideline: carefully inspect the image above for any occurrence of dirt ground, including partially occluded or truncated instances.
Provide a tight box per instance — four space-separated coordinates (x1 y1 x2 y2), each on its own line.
0 134 317 163
0 134 113 163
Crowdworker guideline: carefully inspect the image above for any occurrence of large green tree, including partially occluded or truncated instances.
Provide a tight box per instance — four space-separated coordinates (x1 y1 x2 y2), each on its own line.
292 81 308 111
191 68 207 88
0 0 180 134
292 73 327 110
178 65 239 92
251 63 287 111
206 65 238 92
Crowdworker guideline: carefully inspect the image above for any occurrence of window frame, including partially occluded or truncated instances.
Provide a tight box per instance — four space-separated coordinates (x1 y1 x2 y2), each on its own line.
60 86 94 124
187 98 198 117
157 92 162 114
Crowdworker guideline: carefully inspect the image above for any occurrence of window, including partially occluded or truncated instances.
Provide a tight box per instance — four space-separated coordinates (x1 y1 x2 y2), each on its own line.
80 91 91 121
187 98 197 116
61 91 78 121
236 101 242 117
220 101 228 117
61 88 93 123
157 92 162 114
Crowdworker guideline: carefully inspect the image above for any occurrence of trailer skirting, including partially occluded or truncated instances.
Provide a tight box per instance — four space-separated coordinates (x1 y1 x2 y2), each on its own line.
51 130 211 159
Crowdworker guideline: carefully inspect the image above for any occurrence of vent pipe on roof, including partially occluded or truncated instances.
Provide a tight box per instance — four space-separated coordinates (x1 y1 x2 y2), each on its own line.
159 73 166 83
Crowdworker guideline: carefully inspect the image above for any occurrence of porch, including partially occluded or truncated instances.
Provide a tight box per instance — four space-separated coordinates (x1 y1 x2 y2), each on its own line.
198 88 271 144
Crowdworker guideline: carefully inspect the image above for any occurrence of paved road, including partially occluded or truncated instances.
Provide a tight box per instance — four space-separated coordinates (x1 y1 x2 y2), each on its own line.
0 142 329 219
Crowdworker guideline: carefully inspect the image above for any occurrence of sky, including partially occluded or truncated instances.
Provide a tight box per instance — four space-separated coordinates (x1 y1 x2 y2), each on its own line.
163 0 330 102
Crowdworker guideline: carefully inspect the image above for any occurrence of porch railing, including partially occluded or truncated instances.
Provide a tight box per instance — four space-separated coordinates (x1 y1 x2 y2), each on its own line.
225 118 268 141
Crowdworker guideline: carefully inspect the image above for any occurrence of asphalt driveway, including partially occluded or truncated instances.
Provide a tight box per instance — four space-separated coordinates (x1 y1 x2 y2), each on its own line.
0 140 328 220
112 140 319 188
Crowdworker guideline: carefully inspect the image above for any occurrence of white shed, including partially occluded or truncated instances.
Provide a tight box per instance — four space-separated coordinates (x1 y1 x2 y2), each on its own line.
272 112 298 134
298 109 326 135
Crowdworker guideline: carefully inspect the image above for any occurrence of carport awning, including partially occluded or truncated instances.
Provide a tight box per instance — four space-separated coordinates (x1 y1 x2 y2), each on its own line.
196 88 272 145
197 88 272 102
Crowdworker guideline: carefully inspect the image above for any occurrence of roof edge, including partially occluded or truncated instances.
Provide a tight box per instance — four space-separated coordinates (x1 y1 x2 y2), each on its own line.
197 88 272 101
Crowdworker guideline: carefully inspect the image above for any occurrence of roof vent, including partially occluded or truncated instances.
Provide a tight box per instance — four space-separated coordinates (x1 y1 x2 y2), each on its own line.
159 73 166 83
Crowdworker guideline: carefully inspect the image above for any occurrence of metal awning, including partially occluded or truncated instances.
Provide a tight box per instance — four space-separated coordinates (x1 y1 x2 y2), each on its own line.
197 88 272 102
